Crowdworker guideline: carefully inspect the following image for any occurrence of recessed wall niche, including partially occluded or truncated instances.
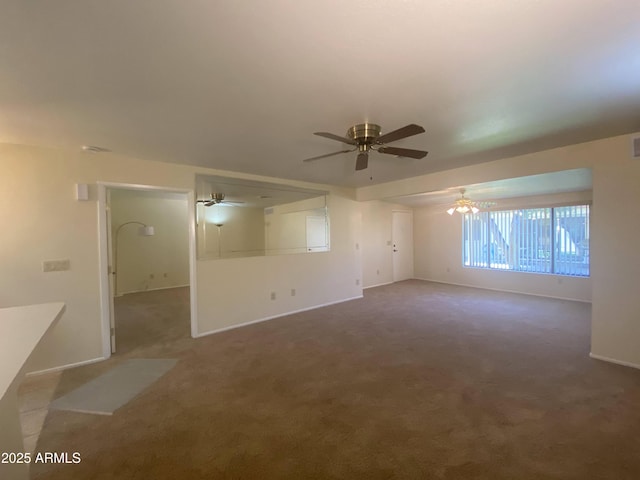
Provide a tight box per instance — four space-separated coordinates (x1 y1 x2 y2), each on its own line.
195 175 329 260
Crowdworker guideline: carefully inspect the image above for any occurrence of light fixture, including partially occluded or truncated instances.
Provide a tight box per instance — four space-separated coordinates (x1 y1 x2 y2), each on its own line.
447 188 480 215
113 221 155 296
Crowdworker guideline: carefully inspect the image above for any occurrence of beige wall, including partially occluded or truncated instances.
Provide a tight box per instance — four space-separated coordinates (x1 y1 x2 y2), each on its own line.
590 135 640 367
0 143 361 372
360 200 412 288
360 132 640 368
413 191 592 302
111 190 190 294
196 192 361 332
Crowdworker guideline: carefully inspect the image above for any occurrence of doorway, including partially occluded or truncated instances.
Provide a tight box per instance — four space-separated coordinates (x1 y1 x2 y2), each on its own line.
392 210 414 282
98 183 198 359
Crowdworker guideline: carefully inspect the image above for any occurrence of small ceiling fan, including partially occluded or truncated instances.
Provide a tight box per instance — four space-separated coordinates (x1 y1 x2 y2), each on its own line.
196 193 244 207
303 123 428 171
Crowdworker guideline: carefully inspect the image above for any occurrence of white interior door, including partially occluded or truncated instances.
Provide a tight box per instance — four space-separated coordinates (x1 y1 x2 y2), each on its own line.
105 189 116 353
392 211 414 282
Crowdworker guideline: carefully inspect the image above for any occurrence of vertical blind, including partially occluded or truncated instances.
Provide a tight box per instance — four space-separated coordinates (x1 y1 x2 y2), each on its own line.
462 205 589 277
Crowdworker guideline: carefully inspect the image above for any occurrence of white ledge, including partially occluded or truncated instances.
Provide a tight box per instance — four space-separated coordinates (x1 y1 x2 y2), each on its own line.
0 302 66 399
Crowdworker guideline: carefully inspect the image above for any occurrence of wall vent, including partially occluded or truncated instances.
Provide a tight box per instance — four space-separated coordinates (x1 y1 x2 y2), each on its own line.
633 136 640 159
264 207 274 215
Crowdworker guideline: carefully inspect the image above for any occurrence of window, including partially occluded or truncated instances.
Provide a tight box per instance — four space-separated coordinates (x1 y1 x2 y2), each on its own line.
462 205 589 277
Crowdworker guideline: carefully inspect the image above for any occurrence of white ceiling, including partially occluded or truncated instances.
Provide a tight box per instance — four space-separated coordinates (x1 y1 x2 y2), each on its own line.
195 175 327 208
387 168 592 207
1 1 639 188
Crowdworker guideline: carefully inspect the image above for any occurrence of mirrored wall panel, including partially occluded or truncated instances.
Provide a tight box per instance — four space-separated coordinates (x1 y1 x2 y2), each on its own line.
196 175 329 260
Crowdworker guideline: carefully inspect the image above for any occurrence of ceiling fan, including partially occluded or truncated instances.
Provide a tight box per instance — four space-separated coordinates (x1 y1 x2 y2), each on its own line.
196 193 244 207
303 123 428 171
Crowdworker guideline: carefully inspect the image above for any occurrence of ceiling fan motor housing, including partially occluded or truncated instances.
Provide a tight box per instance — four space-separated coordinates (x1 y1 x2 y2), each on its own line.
347 123 381 145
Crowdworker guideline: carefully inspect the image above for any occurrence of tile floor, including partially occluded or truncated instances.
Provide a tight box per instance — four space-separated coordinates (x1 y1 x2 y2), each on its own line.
16 287 189 455
18 371 62 453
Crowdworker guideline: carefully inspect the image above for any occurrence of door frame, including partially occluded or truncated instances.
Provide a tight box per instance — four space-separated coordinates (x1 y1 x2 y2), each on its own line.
105 188 116 353
97 181 198 359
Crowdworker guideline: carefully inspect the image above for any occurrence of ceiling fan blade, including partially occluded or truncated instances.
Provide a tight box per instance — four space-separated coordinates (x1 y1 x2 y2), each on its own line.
377 146 428 159
376 124 425 144
222 201 245 206
303 148 356 162
204 201 215 206
355 152 369 171
314 132 357 145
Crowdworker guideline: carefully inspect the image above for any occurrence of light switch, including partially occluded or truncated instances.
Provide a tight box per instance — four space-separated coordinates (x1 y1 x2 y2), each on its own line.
43 259 71 272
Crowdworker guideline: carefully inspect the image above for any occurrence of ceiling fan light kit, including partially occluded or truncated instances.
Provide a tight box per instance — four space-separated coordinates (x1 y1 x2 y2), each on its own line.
447 188 480 215
304 122 428 171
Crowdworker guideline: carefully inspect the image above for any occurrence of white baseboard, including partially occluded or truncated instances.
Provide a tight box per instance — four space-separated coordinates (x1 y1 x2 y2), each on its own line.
363 281 394 290
26 356 107 377
119 284 190 296
194 295 363 339
413 277 591 303
589 353 640 371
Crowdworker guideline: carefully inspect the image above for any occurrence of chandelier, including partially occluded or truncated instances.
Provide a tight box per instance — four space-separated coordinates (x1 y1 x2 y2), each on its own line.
447 188 480 215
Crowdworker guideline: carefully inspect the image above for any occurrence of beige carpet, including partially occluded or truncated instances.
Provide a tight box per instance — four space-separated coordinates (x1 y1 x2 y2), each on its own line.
30 281 640 479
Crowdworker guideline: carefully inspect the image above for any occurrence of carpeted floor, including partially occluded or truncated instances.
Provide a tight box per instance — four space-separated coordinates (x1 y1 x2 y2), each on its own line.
113 286 191 356
29 281 640 479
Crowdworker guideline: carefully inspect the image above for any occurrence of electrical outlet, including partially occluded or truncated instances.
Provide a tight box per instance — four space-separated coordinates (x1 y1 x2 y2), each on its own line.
291 289 296 296
387 240 392 246
376 269 380 275
42 259 71 272
355 279 360 286
270 292 276 300
355 242 359 250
